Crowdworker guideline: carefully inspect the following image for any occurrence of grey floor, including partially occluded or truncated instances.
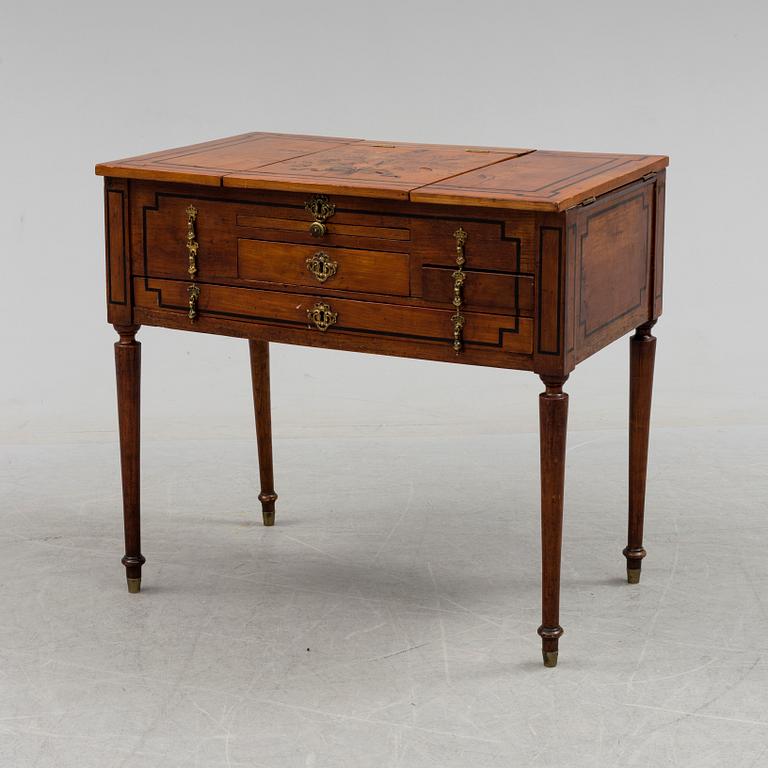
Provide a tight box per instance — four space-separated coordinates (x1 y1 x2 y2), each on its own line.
2 426 767 767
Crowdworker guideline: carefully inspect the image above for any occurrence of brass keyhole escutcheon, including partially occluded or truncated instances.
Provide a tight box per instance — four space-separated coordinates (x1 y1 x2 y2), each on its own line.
306 251 338 283
307 302 338 332
305 195 335 237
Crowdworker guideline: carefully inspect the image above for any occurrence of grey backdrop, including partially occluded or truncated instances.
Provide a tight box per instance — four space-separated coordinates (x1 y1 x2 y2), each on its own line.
2 0 766 445
3 3 768 767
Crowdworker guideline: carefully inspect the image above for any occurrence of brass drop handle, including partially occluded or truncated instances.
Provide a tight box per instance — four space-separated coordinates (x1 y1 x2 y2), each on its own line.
305 195 335 238
307 301 338 332
185 204 201 323
188 284 200 322
450 227 468 353
186 204 199 278
306 251 338 283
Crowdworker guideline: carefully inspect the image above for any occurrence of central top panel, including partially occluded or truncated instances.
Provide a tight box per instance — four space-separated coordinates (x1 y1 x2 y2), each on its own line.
225 139 530 198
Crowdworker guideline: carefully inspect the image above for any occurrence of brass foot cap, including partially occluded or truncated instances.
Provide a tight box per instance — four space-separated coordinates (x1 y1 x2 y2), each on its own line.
127 578 141 594
262 511 275 526
542 651 558 668
627 568 641 584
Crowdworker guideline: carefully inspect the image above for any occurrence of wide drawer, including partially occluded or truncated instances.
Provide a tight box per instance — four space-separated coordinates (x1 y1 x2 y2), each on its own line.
134 277 533 355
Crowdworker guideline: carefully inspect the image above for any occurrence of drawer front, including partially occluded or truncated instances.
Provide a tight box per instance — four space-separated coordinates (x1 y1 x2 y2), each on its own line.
237 240 410 296
421 267 534 315
410 214 535 274
134 277 532 355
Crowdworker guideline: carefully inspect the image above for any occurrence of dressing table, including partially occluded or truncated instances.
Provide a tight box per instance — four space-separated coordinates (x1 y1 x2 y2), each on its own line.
97 132 667 666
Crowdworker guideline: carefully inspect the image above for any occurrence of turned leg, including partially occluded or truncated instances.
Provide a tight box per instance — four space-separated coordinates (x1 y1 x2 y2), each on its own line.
538 375 569 667
624 321 657 583
249 340 277 526
114 325 144 593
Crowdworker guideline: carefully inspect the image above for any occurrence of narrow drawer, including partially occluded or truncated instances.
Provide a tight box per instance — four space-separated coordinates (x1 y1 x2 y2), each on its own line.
421 267 534 315
134 277 532 355
410 214 536 275
237 239 410 296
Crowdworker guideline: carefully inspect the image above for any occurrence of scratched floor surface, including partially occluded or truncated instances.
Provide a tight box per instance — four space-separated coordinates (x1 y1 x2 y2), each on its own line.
1 426 767 767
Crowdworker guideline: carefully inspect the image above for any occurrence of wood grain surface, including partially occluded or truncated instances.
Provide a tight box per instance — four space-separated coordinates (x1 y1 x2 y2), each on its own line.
97 132 667 211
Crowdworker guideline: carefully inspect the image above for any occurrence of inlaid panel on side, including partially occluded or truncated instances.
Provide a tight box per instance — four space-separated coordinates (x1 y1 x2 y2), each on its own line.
652 170 666 318
567 178 656 363
105 178 132 325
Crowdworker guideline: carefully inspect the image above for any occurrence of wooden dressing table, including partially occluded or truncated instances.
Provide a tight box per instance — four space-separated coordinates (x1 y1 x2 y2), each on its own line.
97 132 668 667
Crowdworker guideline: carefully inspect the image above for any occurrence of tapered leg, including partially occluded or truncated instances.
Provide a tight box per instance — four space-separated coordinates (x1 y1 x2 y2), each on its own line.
249 340 278 526
538 375 569 667
114 325 145 593
624 321 657 583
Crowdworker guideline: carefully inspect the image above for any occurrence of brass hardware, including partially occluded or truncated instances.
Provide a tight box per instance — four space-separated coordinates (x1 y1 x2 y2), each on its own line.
642 172 657 181
465 148 491 153
185 207 200 322
305 251 338 283
126 578 141 594
305 195 335 237
580 196 597 207
186 204 199 278
454 226 468 265
627 568 641 584
542 651 558 668
307 301 338 332
259 491 277 527
450 227 468 353
188 284 200 322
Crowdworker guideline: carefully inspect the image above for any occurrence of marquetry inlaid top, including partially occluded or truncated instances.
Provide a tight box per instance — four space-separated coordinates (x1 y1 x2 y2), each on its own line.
95 131 668 211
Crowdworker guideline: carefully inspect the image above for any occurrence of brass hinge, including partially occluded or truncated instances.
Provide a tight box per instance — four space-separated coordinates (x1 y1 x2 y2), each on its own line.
580 196 597 207
642 172 657 181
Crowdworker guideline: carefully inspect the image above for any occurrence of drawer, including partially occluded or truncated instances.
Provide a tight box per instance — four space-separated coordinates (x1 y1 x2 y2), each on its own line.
410 214 536 275
421 267 534 315
136 191 411 283
134 277 533 355
237 240 410 296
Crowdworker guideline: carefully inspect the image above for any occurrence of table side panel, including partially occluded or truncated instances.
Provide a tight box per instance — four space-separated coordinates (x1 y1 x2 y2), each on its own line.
653 169 666 318
105 178 132 325
566 177 660 366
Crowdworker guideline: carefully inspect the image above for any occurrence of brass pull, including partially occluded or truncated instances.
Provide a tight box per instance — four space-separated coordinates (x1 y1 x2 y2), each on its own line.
305 195 335 237
307 301 338 332
188 284 200 322
450 227 468 353
306 251 338 283
186 204 199 278
186 205 200 323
